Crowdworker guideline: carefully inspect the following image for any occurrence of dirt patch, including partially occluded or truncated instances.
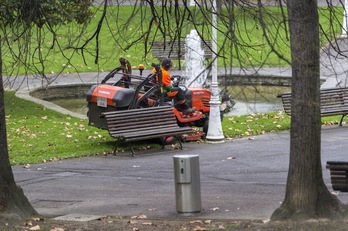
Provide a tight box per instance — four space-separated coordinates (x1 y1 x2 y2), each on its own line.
2 216 348 231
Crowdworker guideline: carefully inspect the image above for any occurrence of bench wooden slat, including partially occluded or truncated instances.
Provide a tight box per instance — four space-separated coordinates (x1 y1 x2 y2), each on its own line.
105 112 177 121
150 40 213 60
279 87 348 126
326 161 348 192
108 122 177 131
109 125 187 136
105 118 177 124
332 186 348 192
114 129 191 142
101 106 192 156
103 106 175 116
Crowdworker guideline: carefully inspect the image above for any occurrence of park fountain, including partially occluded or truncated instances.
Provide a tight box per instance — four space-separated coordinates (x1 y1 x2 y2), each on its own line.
184 29 208 88
184 29 236 114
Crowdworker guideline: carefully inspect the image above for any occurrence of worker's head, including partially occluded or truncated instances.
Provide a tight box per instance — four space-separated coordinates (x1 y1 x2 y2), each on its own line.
161 58 173 70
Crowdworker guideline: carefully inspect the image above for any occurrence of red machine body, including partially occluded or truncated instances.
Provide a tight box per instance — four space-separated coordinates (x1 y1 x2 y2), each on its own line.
86 59 234 139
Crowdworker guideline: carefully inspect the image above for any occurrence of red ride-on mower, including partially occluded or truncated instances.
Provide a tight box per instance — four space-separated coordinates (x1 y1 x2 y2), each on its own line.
86 58 234 141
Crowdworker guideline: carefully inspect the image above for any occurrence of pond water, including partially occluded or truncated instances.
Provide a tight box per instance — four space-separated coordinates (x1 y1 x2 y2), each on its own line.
52 98 88 116
50 85 289 116
228 100 282 116
225 85 288 115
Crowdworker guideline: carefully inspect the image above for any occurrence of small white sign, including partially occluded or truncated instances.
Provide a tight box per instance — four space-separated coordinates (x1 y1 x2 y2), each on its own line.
97 97 107 107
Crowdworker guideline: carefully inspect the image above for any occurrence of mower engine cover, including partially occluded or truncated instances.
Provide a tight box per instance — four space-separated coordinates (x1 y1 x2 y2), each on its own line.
185 87 211 113
86 84 135 108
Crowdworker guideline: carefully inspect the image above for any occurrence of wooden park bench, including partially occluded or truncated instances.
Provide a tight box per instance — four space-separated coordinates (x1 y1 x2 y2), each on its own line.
279 87 348 126
150 40 212 69
326 161 348 192
101 106 192 156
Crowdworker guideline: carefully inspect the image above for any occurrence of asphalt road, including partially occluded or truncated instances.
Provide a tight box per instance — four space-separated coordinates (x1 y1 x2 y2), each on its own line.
12 126 348 220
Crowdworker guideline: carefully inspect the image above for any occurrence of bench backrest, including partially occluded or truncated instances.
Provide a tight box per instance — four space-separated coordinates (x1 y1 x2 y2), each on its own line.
101 106 180 136
151 40 213 60
320 87 348 106
280 87 348 115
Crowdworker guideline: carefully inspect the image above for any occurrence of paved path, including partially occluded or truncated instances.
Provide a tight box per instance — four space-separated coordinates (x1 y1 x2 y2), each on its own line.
12 126 348 220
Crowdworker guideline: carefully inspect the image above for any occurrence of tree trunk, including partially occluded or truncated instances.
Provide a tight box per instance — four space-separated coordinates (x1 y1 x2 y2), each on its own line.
0 42 38 220
271 0 345 220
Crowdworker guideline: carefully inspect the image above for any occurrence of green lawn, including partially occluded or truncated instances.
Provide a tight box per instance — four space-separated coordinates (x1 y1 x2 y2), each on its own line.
1 5 343 76
5 91 114 165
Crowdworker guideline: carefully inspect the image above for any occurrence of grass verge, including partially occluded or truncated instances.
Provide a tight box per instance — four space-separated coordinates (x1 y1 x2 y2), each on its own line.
5 91 343 166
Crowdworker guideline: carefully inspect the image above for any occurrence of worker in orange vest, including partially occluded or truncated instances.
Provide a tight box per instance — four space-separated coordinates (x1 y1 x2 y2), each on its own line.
152 58 196 115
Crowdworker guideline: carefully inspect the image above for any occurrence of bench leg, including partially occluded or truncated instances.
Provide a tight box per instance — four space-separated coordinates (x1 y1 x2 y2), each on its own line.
113 140 124 156
176 135 183 150
345 171 348 192
114 139 134 156
129 143 136 157
159 137 166 149
114 141 136 157
339 114 346 126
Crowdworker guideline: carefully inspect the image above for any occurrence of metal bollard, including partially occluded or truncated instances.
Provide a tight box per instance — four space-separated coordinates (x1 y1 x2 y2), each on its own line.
173 154 201 213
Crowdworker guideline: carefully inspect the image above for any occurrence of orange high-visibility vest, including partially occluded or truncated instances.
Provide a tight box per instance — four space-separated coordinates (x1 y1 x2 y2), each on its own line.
151 67 171 87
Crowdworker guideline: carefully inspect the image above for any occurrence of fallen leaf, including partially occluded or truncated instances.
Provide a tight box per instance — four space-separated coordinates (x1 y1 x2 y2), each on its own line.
98 215 108 220
128 220 138 224
171 144 181 149
141 222 153 225
137 213 147 219
32 217 42 222
29 225 40 231
24 221 32 226
192 226 207 231
50 228 64 231
262 219 270 223
190 220 203 224
131 213 147 219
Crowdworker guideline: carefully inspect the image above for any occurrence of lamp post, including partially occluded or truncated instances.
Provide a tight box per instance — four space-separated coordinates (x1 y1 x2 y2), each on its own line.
342 0 348 37
206 0 224 142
